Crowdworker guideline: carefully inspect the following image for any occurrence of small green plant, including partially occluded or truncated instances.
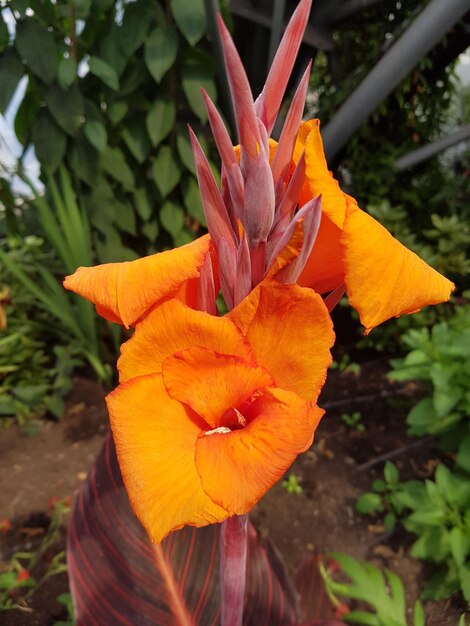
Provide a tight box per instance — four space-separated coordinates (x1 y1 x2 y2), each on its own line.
330 354 361 375
341 411 365 432
356 461 401 531
389 304 470 472
320 552 426 626
358 462 470 602
282 474 303 494
53 592 75 626
0 499 70 613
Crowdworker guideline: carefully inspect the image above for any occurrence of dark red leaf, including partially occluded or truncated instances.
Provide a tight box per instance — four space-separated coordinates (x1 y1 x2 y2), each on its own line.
294 554 343 623
68 434 299 625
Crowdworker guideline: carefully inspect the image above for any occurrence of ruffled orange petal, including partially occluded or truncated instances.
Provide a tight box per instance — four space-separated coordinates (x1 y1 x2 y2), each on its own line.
64 235 212 328
163 346 273 428
118 298 251 383
195 387 323 514
342 202 455 334
106 374 229 543
229 280 334 401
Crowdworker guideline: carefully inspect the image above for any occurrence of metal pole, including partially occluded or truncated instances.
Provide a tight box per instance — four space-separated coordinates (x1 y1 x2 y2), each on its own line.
268 0 286 66
395 124 470 170
327 0 385 23
322 0 470 160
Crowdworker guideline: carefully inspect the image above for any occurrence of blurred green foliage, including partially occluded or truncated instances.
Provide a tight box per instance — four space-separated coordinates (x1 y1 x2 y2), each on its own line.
0 0 219 260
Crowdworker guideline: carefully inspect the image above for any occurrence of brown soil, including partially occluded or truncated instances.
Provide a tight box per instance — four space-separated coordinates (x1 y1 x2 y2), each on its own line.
0 367 466 625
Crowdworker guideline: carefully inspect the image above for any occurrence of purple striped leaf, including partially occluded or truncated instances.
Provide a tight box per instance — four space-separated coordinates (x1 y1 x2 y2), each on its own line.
68 434 300 626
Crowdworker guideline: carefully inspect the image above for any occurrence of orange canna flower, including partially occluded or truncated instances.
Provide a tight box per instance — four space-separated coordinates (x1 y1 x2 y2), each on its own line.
294 120 454 333
107 280 334 542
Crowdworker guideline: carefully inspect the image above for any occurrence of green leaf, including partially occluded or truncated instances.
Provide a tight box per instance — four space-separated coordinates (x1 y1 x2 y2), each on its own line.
75 0 92 18
176 124 196 174
122 117 151 164
89 56 119 90
15 17 57 85
45 82 84 136
144 26 178 84
102 147 135 191
32 110 67 172
99 24 128 77
84 120 108 152
152 145 181 197
356 492 383 515
118 60 148 97
371 479 386 493
107 101 128 126
0 48 24 114
413 601 425 626
69 131 100 186
114 201 137 236
410 528 449 561
449 527 470 567
146 97 175 146
133 187 153 221
58 56 77 90
0 14 10 52
182 175 206 226
406 398 437 435
119 0 156 57
160 200 184 238
142 219 159 242
384 461 399 486
383 512 397 531
181 50 217 122
14 87 40 145
456 435 470 473
170 0 206 46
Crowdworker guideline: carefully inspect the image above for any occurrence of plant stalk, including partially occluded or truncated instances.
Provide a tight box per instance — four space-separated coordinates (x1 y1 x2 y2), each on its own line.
220 514 248 626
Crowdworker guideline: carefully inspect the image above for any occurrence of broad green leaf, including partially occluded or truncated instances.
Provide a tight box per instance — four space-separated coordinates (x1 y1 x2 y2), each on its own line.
410 528 449 561
114 201 137 236
146 97 175 146
170 0 206 46
413 601 425 626
102 147 135 191
119 0 156 57
449 527 469 566
14 87 40 145
99 24 128 77
32 110 67 172
15 17 57 85
89 56 119 90
119 60 148 97
152 145 181 197
0 48 24 114
75 0 91 18
58 56 77 90
144 26 178 83
142 220 159 242
384 461 399 486
122 117 151 164
355 492 383 515
181 50 216 122
95 227 139 263
84 120 108 152
160 200 184 238
45 82 84 136
69 132 100 185
93 0 115 13
182 175 206 226
174 229 195 246
133 187 153 221
107 101 128 126
0 14 9 52
456 435 470 473
406 398 437 435
176 124 196 174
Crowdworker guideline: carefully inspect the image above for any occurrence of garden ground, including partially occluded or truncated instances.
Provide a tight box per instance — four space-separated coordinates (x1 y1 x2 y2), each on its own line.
0 363 466 625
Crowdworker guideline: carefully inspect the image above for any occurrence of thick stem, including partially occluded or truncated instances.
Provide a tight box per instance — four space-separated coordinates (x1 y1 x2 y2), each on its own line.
220 514 248 626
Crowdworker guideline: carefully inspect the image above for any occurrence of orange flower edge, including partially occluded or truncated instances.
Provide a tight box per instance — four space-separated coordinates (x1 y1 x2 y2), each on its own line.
106 279 334 541
63 234 213 328
296 119 454 331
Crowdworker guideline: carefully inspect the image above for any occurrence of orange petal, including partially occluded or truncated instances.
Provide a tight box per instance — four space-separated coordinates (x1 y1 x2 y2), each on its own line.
342 203 455 333
297 214 344 293
229 280 334 401
163 346 273 428
118 298 252 383
106 374 229 543
64 234 212 328
195 387 323 514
